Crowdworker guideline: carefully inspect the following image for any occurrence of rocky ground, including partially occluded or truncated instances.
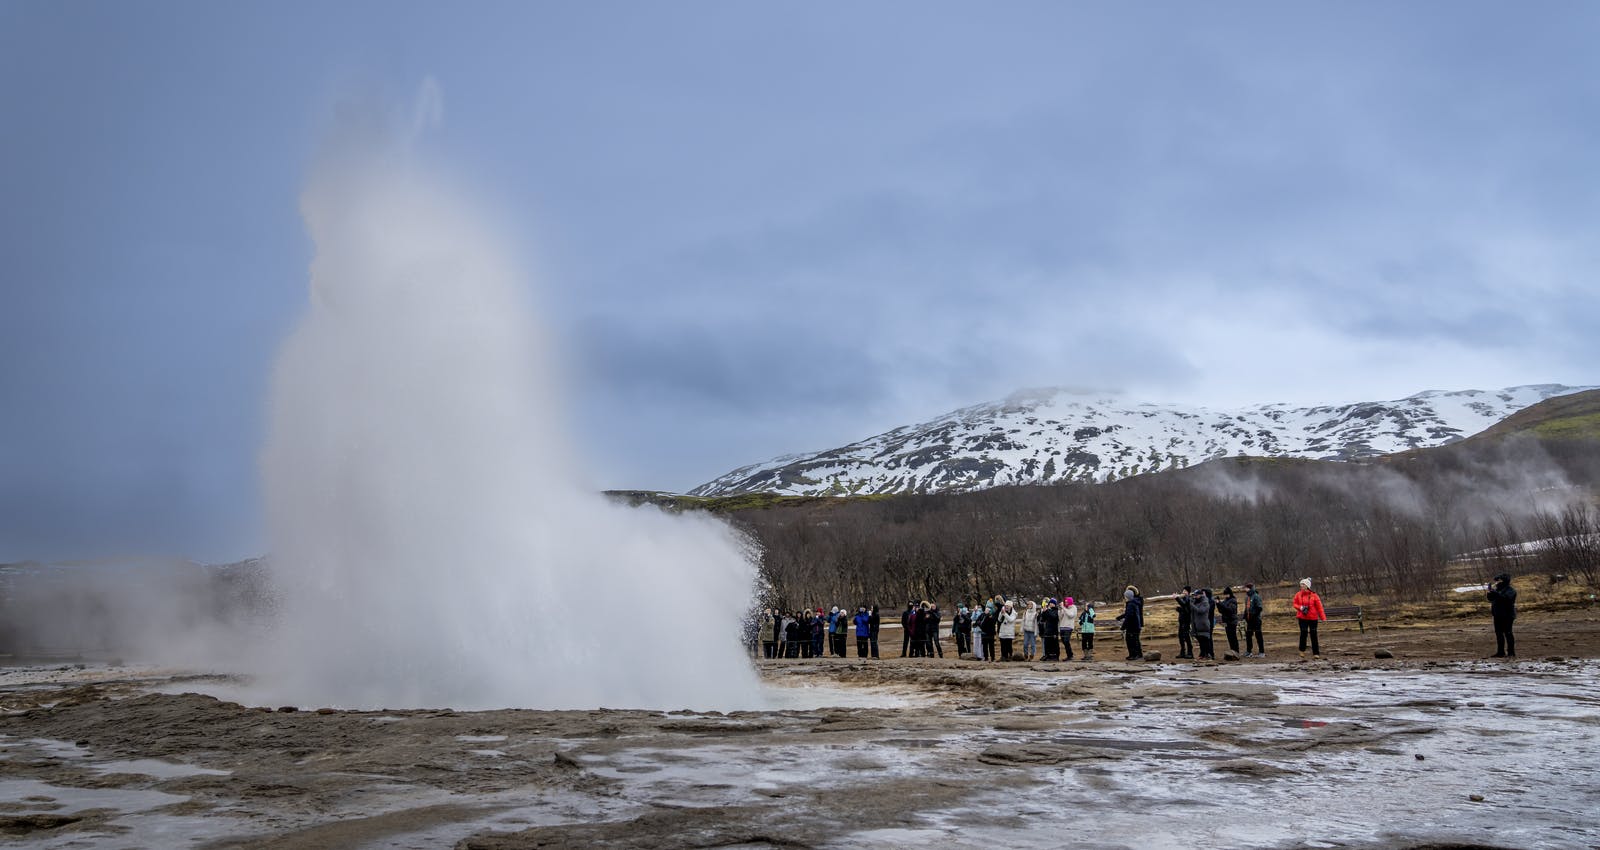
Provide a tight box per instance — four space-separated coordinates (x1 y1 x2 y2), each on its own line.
2 608 1599 850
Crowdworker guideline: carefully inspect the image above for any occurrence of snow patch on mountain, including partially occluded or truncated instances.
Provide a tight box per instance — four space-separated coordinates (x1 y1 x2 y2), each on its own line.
691 384 1596 497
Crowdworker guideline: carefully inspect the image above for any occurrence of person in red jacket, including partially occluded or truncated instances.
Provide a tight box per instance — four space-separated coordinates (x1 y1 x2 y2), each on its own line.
1292 578 1326 659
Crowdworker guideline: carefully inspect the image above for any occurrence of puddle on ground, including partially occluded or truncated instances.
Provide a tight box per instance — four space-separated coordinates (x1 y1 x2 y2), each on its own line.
2 661 1597 848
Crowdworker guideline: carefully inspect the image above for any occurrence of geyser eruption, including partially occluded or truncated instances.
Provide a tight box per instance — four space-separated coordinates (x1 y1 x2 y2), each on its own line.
255 115 760 710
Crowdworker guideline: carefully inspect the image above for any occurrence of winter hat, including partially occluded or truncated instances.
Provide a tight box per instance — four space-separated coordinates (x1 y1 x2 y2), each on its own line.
1065 596 1074 605
831 606 839 614
1299 578 1312 589
1494 572 1511 582
1223 587 1235 597
1124 589 1135 601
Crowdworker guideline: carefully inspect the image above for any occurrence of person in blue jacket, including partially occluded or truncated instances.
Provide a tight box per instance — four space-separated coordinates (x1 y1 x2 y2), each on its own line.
853 606 872 658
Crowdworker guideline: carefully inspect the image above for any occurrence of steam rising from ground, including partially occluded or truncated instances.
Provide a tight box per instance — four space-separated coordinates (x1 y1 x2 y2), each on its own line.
250 109 760 710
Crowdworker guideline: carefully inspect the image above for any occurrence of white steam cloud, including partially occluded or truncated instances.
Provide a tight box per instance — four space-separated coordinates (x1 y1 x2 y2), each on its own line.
248 89 761 710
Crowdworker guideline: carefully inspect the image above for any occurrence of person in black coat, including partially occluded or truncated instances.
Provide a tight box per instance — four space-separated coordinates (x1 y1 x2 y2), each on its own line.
1175 586 1194 659
869 605 881 659
1039 600 1061 661
978 604 999 662
901 602 916 658
1244 583 1266 657
1217 587 1240 654
1487 573 1518 658
952 606 970 655
1117 586 1144 660
784 615 801 658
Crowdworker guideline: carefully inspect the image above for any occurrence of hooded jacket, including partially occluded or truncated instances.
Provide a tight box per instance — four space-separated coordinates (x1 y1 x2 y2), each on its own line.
1038 605 1059 636
1217 595 1238 625
1117 593 1144 630
1023 605 1038 633
1062 603 1079 633
1487 581 1517 619
1246 589 1264 621
853 611 871 636
1080 605 1097 633
1188 593 1214 634
1292 588 1326 621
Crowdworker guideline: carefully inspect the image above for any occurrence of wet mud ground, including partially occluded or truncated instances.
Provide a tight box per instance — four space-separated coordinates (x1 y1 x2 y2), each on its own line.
3 618 1599 849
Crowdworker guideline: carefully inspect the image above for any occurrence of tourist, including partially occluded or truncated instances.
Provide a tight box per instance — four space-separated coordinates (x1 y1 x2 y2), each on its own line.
913 602 931 657
999 603 1017 661
1487 572 1517 658
966 605 979 665
980 602 999 662
810 608 826 659
1022 600 1038 661
1175 586 1194 659
1218 587 1240 655
1244 583 1266 657
838 605 851 659
1117 586 1144 660
901 601 916 657
1013 604 1024 654
1293 578 1326 660
853 606 871 658
868 604 881 659
929 603 945 658
761 609 777 659
953 604 971 656
1189 587 1215 661
783 613 801 658
1079 600 1096 660
1061 597 1078 660
1039 599 1060 661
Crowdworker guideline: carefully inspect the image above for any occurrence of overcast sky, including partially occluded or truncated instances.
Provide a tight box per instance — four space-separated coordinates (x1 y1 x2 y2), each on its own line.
4 2 1599 561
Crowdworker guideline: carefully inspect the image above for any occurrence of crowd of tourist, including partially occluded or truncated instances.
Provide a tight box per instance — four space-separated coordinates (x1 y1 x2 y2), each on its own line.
757 574 1517 662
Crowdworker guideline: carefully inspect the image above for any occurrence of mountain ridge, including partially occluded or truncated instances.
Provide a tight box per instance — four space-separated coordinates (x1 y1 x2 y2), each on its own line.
691 384 1598 497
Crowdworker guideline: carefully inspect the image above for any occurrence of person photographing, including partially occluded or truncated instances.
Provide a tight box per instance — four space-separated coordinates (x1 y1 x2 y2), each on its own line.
1486 573 1517 658
1292 578 1326 660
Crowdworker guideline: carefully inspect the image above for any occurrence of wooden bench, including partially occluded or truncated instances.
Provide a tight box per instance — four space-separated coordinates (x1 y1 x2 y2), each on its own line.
1324 605 1364 632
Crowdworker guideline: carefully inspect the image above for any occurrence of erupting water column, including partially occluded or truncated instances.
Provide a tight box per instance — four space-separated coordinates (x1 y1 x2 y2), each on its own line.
255 115 761 710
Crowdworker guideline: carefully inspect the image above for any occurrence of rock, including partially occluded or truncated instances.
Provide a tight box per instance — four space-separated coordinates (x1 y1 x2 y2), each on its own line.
1141 651 1162 662
1414 754 1425 761
1222 650 1241 661
1469 794 1485 802
315 707 336 715
277 706 299 713
1374 649 1395 659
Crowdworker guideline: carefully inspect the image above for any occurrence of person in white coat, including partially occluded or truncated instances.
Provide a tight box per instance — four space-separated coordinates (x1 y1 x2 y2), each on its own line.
998 604 1018 661
1061 597 1079 660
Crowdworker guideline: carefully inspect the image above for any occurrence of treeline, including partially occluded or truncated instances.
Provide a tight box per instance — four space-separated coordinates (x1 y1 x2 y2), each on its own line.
707 434 1600 609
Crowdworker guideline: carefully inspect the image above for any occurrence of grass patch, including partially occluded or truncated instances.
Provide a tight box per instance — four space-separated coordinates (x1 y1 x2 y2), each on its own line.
1529 411 1600 441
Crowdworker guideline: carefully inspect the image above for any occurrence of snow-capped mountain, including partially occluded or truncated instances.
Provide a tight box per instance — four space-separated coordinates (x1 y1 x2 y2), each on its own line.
691 384 1595 497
